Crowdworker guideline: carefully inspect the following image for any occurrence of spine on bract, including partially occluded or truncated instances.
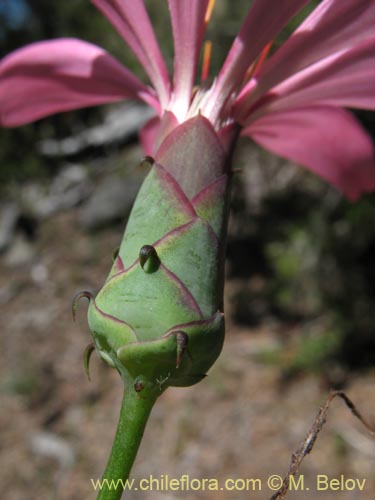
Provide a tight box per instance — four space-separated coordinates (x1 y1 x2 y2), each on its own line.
86 115 233 393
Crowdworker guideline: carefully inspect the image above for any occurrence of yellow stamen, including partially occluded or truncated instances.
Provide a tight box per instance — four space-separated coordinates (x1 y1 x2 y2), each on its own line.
242 41 273 85
201 40 213 82
205 0 216 25
242 61 256 85
253 41 273 77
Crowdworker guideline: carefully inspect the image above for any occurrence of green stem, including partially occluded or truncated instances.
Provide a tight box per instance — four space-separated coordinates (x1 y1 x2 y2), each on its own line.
96 380 158 500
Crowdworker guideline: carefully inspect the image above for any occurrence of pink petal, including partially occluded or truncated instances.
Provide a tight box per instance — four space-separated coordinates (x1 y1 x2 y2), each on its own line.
242 106 375 200
168 0 209 119
139 116 161 156
0 38 158 127
139 111 181 156
153 110 180 153
205 0 309 122
236 38 375 122
237 0 375 111
92 0 170 107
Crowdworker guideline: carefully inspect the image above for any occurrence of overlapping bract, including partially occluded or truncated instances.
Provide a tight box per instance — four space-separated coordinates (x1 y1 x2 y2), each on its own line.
87 117 228 387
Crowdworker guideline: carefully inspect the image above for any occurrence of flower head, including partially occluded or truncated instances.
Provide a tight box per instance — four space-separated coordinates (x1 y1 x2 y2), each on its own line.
1 0 374 199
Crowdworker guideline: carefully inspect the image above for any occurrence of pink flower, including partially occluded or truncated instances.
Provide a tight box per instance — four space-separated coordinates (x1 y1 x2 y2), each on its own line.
0 0 374 199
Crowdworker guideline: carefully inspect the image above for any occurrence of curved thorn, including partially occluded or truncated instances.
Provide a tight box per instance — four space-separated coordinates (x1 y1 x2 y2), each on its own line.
72 290 94 322
112 246 120 263
83 343 95 381
164 330 192 368
134 380 145 393
140 156 155 168
139 244 160 273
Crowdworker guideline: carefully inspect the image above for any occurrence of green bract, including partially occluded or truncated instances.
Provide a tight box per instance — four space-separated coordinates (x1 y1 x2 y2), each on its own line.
84 116 231 394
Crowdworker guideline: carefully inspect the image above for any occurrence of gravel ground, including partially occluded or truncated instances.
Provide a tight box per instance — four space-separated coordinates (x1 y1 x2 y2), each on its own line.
1 205 374 500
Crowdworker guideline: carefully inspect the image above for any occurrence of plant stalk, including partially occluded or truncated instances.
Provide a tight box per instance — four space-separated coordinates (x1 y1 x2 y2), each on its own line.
96 381 158 500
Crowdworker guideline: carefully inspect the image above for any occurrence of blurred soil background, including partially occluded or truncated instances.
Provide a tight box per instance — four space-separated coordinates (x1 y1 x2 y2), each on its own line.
0 1 374 499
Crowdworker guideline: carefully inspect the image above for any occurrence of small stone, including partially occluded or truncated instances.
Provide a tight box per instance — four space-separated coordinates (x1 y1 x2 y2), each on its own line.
38 102 155 156
28 164 90 218
30 431 75 467
0 203 19 252
4 233 35 267
31 263 49 284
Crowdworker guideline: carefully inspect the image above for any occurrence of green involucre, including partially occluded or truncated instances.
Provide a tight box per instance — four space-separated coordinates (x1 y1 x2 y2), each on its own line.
86 116 231 393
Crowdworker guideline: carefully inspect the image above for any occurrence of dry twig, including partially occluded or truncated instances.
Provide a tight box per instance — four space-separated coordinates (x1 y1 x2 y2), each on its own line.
269 390 375 500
